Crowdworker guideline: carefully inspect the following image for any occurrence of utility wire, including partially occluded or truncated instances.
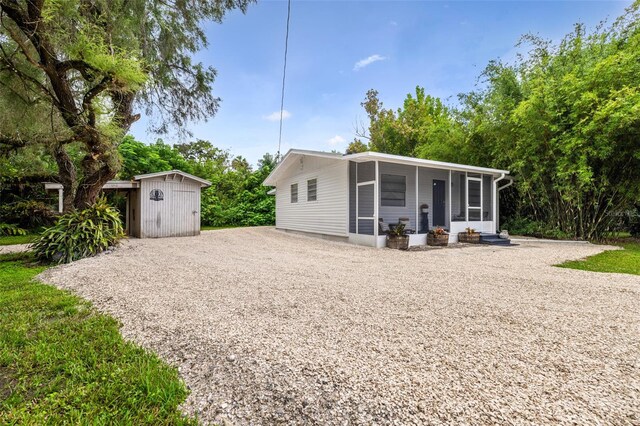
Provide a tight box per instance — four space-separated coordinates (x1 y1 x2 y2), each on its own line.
276 0 292 162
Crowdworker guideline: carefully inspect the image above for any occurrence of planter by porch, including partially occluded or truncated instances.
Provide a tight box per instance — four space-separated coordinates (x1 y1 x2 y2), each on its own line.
427 233 449 246
387 235 409 250
458 232 481 243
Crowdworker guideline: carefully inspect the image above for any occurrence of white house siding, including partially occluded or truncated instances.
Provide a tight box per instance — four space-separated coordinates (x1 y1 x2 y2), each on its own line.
378 162 417 231
417 167 450 230
139 178 202 238
275 156 349 237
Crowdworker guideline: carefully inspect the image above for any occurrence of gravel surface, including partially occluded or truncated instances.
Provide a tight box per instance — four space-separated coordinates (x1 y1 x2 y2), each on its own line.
0 244 31 254
40 227 640 425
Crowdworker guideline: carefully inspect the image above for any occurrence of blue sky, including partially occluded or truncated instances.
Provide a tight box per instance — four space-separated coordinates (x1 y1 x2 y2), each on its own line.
129 0 632 165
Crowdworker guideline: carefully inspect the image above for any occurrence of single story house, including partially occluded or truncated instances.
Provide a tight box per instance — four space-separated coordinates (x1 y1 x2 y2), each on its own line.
263 149 512 247
45 170 211 238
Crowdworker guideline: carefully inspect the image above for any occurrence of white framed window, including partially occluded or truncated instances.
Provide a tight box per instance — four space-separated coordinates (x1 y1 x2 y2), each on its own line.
381 174 406 207
307 178 317 202
291 183 298 203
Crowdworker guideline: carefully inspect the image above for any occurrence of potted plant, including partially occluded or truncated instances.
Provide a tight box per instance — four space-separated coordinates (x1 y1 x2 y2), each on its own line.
427 226 449 246
386 223 409 250
458 227 480 243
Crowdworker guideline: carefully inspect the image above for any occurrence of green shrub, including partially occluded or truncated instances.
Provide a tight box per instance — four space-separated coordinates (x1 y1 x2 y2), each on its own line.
0 223 27 236
503 216 573 240
0 200 57 229
32 198 124 264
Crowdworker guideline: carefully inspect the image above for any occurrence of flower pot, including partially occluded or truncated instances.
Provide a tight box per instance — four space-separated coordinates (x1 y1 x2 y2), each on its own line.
458 232 481 243
387 235 409 250
427 233 449 246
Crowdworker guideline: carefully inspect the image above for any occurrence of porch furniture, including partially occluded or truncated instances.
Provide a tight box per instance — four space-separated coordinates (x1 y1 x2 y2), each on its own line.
420 211 430 233
398 217 416 234
378 219 391 235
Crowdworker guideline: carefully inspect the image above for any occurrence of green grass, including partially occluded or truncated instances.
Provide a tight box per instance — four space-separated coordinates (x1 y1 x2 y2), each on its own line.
558 239 640 276
0 234 38 246
200 225 242 231
0 252 196 425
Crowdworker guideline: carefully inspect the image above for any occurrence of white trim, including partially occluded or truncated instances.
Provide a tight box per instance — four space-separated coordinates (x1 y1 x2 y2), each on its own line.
374 161 379 239
448 170 452 230
357 217 375 220
134 170 211 187
415 166 419 233
357 180 375 186
346 151 510 175
355 163 359 234
345 162 350 235
264 149 510 187
57 188 63 213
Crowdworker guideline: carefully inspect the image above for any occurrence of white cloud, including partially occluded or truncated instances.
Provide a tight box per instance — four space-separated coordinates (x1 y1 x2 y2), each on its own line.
264 110 291 121
353 54 387 71
327 135 346 146
390 20 398 27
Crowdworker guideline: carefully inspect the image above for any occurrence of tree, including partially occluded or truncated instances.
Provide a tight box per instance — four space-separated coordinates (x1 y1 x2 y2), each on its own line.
355 3 640 240
0 0 252 211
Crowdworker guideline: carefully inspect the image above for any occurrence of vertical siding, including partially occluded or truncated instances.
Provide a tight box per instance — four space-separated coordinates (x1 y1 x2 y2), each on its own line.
139 177 201 238
418 167 450 229
275 156 348 236
377 162 417 230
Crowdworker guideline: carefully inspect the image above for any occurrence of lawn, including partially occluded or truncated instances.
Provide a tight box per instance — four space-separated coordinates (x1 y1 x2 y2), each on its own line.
558 239 640 276
0 234 38 246
0 252 195 424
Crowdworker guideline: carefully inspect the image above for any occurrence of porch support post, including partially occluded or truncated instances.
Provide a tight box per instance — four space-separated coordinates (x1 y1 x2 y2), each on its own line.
415 166 419 233
57 188 63 213
493 181 500 232
465 171 469 227
448 170 452 230
125 191 130 235
374 160 379 240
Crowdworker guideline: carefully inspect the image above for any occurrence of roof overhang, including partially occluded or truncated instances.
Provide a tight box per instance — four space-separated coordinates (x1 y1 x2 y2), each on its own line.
262 149 509 186
262 149 344 186
44 181 140 190
346 152 510 175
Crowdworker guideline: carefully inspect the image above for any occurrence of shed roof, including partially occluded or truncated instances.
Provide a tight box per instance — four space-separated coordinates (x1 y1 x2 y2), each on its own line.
263 149 510 186
134 170 211 187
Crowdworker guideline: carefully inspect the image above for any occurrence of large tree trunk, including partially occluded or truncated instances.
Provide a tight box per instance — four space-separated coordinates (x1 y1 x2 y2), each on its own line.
52 145 77 212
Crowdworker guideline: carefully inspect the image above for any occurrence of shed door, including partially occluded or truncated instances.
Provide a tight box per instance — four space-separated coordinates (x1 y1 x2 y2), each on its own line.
171 188 199 236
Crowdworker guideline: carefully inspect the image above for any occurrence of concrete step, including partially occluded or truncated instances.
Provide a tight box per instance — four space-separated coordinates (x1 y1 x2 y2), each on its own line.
479 233 512 246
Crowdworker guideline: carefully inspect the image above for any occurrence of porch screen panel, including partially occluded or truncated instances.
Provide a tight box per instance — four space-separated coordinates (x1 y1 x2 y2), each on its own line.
358 184 374 218
451 172 466 221
357 219 374 235
468 179 481 221
483 175 492 221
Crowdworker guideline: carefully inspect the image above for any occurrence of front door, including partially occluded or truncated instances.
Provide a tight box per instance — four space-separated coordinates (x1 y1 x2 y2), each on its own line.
432 179 446 226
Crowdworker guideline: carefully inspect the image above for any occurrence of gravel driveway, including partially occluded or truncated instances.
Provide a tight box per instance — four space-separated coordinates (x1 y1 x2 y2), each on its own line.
40 227 640 425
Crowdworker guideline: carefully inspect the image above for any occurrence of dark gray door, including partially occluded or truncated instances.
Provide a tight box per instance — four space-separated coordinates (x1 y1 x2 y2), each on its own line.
433 179 446 226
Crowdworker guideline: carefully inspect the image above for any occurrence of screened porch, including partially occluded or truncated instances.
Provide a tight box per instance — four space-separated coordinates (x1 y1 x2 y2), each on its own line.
347 160 498 247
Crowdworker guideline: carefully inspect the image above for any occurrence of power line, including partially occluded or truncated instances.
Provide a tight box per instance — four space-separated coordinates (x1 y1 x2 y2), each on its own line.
276 0 292 162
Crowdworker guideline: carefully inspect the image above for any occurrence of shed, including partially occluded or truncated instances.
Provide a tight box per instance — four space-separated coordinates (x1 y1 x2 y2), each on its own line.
45 170 211 238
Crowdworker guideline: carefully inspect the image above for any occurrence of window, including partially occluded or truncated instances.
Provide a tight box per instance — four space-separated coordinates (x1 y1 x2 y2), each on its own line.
307 179 317 202
291 183 298 203
381 174 406 207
